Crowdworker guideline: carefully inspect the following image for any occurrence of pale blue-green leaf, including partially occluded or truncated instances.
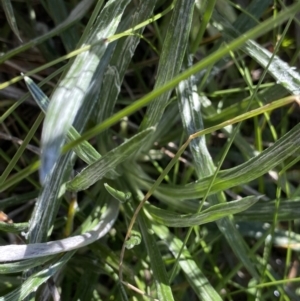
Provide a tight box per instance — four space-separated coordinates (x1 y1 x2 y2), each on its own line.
177 57 259 279
153 224 222 301
243 39 300 94
23 75 119 177
147 196 260 227
23 75 47 107
23 76 93 244
0 199 119 262
215 5 300 94
1 0 22 41
40 0 130 184
27 41 118 245
67 127 155 192
27 153 73 243
177 56 214 176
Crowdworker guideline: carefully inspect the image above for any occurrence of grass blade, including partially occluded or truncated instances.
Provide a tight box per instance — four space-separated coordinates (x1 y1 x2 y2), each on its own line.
139 0 195 131
0 199 119 262
153 224 223 301
40 0 130 183
1 0 21 41
96 1 157 124
176 56 259 279
24 74 119 178
147 196 260 227
138 211 174 301
64 2 300 150
155 122 300 200
67 127 155 192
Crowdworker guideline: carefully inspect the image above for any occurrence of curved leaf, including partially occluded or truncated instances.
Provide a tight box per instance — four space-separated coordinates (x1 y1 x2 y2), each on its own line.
147 196 260 227
155 123 300 200
0 199 119 262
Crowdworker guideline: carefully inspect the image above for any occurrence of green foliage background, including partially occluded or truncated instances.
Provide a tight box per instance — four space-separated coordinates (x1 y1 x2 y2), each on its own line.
0 0 300 300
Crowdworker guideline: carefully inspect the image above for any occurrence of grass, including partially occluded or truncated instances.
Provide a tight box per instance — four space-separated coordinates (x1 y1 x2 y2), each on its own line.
1 0 300 300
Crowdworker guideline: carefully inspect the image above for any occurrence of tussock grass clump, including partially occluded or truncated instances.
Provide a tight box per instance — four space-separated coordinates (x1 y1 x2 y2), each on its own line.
1 1 300 300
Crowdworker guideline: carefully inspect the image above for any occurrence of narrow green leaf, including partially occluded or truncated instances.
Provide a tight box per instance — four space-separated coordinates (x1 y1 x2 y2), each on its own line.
0 113 43 185
153 224 223 301
1 0 22 41
156 123 300 200
140 0 195 131
104 183 131 203
147 196 260 227
236 199 300 222
191 0 217 53
0 257 52 274
0 222 28 233
204 84 288 125
0 161 39 193
0 252 74 301
138 211 175 301
46 0 79 52
0 191 38 208
67 127 155 192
